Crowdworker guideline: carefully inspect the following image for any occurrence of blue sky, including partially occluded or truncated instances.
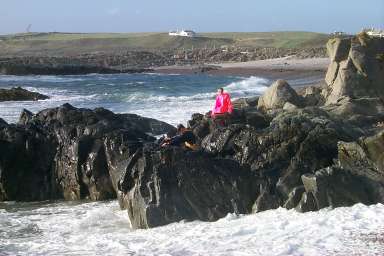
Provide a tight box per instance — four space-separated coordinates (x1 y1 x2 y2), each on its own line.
1 0 383 34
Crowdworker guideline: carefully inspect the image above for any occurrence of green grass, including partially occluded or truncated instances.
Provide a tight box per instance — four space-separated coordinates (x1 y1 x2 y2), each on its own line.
0 31 330 56
202 31 330 48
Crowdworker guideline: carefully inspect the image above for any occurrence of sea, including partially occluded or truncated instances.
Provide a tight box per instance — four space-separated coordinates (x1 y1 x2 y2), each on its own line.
0 73 383 256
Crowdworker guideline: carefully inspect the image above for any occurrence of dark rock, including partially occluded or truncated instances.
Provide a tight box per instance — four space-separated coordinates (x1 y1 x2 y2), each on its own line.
18 109 33 125
0 118 7 126
0 104 175 201
338 130 384 180
283 186 305 209
0 87 49 101
232 96 259 109
297 130 384 212
119 147 258 229
295 192 317 212
252 190 280 212
298 167 378 212
242 109 270 129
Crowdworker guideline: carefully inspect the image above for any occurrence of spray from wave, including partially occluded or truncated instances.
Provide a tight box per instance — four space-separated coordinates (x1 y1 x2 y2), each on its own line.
123 76 270 126
224 76 269 97
1 201 383 256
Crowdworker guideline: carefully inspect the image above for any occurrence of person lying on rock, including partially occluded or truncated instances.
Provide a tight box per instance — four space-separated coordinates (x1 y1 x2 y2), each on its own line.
210 87 233 126
155 130 175 147
161 124 197 150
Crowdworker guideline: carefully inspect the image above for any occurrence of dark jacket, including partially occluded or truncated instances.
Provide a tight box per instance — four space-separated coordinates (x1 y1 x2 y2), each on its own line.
169 130 196 146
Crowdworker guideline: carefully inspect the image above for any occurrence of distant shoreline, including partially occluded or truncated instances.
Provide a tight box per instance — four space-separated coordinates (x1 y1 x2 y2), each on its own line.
154 57 329 80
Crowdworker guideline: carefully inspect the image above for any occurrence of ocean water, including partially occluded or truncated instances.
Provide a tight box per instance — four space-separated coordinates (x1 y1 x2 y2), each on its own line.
1 73 382 255
0 73 270 126
1 201 383 256
0 73 320 126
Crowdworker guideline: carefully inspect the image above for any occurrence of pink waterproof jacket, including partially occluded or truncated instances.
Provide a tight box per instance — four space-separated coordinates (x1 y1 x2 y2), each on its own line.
212 93 233 116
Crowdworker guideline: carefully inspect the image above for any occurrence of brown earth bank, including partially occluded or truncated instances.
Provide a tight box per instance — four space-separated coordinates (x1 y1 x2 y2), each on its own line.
0 33 383 229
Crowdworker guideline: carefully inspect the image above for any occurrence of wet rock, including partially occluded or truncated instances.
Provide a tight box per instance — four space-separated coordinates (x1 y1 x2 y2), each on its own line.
0 118 7 126
18 109 33 125
196 107 360 211
232 96 259 109
0 124 57 201
0 104 175 201
298 167 378 212
119 147 258 229
296 130 384 212
243 109 270 129
295 192 317 212
283 186 305 209
0 87 49 101
252 190 280 212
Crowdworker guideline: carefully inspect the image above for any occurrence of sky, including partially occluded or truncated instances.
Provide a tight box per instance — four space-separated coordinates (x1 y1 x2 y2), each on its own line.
0 0 383 34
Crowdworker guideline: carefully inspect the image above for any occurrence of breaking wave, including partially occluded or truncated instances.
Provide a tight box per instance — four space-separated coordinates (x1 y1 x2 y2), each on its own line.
1 201 383 255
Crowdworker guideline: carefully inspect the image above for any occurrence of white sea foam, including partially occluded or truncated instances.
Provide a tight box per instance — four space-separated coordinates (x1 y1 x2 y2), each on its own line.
0 85 99 123
120 76 269 126
0 74 383 255
1 201 383 256
224 76 269 97
0 74 268 125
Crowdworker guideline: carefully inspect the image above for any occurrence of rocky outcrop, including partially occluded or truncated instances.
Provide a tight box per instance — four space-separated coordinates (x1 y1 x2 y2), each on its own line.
296 130 384 212
0 87 49 101
322 96 384 128
257 80 302 111
114 41 384 227
324 34 384 104
0 104 175 201
118 146 258 228
115 98 384 228
296 84 326 106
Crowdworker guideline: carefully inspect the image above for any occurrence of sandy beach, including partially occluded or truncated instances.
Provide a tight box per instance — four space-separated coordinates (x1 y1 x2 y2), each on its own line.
154 57 330 81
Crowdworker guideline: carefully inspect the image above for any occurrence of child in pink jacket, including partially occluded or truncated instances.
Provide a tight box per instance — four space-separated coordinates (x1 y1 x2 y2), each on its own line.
211 88 233 117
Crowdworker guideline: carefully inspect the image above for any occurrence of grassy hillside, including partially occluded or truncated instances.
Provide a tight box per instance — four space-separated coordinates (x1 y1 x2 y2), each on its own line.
0 31 329 56
202 31 329 48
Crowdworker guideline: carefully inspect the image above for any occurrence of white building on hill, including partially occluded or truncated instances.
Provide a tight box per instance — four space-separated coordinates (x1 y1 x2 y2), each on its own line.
169 29 196 37
362 28 384 38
